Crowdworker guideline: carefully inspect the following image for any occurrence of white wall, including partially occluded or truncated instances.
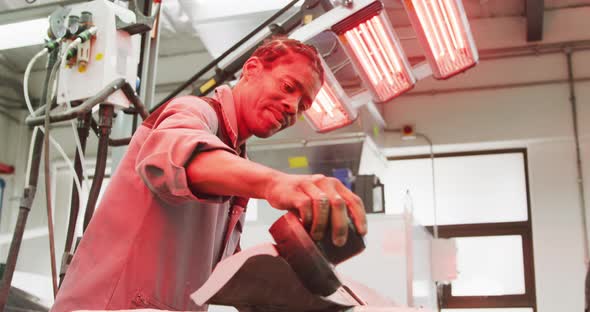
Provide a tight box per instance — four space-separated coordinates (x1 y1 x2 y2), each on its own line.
379 46 590 311
0 114 19 240
0 117 30 241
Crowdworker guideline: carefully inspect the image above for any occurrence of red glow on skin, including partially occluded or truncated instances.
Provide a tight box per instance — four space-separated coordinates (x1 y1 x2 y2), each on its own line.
232 54 323 145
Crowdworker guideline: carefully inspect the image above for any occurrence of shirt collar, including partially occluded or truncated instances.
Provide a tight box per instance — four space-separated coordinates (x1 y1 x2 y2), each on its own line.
213 85 239 149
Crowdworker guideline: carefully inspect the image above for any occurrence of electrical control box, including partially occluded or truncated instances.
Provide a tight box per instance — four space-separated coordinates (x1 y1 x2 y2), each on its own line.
57 0 140 109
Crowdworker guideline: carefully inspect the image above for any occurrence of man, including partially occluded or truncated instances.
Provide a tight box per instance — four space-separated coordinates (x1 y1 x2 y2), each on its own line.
52 38 367 311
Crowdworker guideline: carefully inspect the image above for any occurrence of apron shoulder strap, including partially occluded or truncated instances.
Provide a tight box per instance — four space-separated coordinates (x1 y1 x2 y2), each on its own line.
199 97 250 259
144 96 249 259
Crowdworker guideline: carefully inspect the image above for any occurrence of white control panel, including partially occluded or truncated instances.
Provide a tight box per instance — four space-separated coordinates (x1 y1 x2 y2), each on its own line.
57 0 140 109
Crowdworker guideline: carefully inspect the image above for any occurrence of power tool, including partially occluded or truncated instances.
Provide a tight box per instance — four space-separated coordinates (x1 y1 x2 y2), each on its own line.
269 212 366 297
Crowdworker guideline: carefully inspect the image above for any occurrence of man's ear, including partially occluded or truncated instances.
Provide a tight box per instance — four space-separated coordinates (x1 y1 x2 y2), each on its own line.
242 57 264 81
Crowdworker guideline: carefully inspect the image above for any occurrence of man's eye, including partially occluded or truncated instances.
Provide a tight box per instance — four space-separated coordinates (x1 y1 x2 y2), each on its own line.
282 82 296 93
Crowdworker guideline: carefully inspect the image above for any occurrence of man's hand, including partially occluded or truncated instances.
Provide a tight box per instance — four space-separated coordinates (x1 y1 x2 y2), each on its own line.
264 173 368 246
187 150 367 246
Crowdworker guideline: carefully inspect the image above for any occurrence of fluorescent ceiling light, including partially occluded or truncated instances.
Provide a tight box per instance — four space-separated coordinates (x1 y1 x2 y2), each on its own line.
0 18 48 50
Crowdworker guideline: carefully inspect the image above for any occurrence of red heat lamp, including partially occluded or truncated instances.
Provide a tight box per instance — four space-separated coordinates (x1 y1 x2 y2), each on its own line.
403 0 479 79
297 0 478 132
332 2 416 103
304 57 356 133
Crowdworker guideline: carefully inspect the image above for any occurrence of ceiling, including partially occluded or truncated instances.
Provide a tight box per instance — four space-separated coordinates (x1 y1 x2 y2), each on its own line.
1 0 590 118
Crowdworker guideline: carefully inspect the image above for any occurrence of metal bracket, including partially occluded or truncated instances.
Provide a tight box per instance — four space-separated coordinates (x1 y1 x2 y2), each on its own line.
115 0 155 35
18 187 36 211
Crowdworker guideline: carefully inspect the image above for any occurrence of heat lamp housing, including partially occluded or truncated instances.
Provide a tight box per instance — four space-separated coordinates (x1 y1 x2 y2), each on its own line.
402 0 479 79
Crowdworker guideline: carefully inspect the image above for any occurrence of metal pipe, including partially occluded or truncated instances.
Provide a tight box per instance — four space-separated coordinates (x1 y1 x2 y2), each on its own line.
382 127 441 310
59 113 91 287
88 80 149 147
545 3 590 11
479 40 590 60
25 78 126 127
152 0 302 111
406 77 590 97
83 105 114 231
383 129 438 237
42 55 62 298
565 50 589 264
109 137 132 147
406 39 590 64
121 82 149 119
0 47 58 310
132 114 139 135
32 97 60 118
0 131 44 310
416 133 438 239
0 179 5 225
139 0 161 110
90 117 125 146
137 0 154 107
247 132 368 150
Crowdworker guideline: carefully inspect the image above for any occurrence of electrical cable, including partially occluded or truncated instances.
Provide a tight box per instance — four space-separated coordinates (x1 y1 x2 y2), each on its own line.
415 132 438 239
83 113 111 232
24 49 48 115
25 78 126 126
0 47 59 311
42 57 63 298
23 48 85 205
23 30 100 243
384 128 439 235
24 127 84 201
411 132 442 311
384 128 441 310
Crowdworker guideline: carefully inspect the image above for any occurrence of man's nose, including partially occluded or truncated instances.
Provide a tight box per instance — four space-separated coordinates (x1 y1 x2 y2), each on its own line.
282 97 300 115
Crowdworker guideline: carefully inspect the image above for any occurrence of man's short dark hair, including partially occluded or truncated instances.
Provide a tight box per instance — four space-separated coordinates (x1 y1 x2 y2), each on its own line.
250 37 325 85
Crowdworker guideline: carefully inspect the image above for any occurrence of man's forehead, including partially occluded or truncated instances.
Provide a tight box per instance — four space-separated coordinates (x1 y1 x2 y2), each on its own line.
260 53 321 98
281 63 321 91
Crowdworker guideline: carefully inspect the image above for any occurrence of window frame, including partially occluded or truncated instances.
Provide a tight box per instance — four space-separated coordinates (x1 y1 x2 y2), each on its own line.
388 148 537 311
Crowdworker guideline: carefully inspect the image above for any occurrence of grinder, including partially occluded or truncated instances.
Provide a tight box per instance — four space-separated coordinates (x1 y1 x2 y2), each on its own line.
269 212 366 297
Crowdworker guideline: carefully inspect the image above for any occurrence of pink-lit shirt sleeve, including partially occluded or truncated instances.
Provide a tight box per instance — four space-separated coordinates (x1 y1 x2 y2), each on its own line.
135 96 235 205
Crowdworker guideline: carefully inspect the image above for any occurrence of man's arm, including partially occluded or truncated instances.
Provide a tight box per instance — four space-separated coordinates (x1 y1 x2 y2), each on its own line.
186 150 368 246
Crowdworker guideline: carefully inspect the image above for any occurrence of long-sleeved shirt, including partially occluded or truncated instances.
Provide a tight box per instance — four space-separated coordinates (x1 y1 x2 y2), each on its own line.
51 85 247 311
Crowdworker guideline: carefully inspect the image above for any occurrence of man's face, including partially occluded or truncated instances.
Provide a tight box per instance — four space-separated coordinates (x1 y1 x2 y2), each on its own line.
240 54 323 138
